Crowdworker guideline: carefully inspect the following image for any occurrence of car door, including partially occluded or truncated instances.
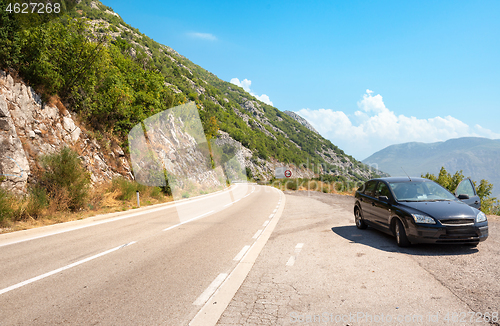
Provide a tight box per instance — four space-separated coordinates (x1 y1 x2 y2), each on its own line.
455 178 481 210
371 181 393 230
359 180 378 223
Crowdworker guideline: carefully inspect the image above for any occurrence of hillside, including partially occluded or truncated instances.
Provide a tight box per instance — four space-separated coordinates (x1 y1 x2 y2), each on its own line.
363 137 500 197
0 0 381 188
283 111 320 135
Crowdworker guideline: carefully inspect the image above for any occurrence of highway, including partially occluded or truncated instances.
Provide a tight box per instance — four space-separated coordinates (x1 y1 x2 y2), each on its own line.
0 184 284 325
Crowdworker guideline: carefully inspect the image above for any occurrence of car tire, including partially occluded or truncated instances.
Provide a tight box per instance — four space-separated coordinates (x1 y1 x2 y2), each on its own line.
354 207 367 229
395 219 410 247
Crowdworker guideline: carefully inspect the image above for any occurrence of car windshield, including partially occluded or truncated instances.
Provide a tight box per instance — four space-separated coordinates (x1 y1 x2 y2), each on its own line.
388 181 457 202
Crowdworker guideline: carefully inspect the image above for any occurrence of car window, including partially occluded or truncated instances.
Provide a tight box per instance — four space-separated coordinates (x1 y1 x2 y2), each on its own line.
363 181 377 197
456 179 476 197
375 182 391 198
389 181 456 201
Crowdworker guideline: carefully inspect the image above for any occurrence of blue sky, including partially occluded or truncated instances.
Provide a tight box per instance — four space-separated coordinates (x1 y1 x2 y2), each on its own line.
101 0 500 160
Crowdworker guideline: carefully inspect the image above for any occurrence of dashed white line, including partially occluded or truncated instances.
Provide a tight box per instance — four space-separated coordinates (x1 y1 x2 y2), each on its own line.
193 273 228 306
295 243 304 254
252 230 263 239
163 210 215 231
269 214 274 219
0 241 137 296
286 256 296 266
262 220 269 227
286 244 304 267
273 209 277 213
233 245 251 261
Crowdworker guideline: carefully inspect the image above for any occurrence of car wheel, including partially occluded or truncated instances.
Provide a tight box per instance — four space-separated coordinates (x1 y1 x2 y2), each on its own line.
395 219 410 247
354 207 367 229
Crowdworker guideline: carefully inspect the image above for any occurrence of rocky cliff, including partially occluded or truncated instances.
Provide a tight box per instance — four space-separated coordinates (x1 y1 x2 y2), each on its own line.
0 71 132 194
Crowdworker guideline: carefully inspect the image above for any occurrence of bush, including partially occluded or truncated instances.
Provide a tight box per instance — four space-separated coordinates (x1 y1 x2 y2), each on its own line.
111 177 145 201
38 147 91 211
0 188 14 226
25 186 48 218
285 179 299 191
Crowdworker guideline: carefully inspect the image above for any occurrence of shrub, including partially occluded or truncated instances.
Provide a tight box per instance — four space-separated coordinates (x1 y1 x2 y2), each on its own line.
25 186 48 218
38 147 91 211
285 179 298 191
111 177 145 201
0 188 14 226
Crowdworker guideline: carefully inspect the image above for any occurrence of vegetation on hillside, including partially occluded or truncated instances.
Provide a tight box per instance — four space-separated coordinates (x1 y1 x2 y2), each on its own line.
422 167 499 215
0 0 378 181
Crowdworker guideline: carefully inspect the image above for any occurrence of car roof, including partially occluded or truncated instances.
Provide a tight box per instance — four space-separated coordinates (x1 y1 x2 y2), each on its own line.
370 177 430 183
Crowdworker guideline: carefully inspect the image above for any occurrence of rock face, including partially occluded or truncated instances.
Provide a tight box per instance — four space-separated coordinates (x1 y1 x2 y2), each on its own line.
0 71 132 194
284 110 319 135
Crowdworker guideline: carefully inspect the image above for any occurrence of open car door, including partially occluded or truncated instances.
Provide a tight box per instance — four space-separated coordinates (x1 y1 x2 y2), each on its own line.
455 178 481 210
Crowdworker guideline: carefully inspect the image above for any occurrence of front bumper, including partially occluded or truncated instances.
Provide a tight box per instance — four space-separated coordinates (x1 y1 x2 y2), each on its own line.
406 221 488 244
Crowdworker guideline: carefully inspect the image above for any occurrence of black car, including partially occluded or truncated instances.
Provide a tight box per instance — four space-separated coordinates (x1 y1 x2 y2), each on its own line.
353 177 488 247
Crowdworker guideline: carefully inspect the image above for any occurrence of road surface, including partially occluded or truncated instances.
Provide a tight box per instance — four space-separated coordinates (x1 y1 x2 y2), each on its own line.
0 184 283 325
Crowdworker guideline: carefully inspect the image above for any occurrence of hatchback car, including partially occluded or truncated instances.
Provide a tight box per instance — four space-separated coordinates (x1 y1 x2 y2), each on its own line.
353 177 488 247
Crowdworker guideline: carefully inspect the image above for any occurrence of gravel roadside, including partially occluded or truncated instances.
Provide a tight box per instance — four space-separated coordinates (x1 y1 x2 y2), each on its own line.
216 190 500 326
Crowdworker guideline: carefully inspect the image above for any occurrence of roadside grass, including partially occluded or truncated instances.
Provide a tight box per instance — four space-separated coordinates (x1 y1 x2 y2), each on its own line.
0 178 172 234
0 147 175 234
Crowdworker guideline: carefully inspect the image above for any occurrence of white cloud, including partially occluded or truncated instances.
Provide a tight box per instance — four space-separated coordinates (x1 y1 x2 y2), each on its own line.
187 32 217 41
230 78 273 106
297 90 500 160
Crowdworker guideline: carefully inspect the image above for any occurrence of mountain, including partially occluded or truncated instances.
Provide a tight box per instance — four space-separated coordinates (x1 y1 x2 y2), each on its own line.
362 137 500 197
283 111 319 135
0 0 383 192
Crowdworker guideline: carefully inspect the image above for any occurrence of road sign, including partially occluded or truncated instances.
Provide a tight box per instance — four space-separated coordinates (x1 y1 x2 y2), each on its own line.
275 167 286 179
284 170 292 178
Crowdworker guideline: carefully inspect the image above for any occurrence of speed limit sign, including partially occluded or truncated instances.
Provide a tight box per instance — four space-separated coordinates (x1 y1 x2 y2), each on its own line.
284 170 292 178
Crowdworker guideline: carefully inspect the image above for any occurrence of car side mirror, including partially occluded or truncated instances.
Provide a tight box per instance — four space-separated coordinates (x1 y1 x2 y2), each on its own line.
457 194 469 200
378 196 390 203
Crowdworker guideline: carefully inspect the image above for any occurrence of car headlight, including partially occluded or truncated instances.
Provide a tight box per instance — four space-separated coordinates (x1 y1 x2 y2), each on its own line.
476 211 487 223
412 213 436 224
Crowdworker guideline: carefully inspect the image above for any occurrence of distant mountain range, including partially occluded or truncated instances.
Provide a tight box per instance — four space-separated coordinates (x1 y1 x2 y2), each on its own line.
362 137 500 198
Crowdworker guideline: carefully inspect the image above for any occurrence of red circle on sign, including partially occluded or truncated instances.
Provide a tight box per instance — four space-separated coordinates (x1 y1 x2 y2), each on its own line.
284 170 292 178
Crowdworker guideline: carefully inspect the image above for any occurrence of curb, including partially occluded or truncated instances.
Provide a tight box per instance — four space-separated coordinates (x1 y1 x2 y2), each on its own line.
189 187 286 326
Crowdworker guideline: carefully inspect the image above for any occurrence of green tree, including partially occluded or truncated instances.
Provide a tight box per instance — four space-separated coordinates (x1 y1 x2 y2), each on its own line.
422 167 498 214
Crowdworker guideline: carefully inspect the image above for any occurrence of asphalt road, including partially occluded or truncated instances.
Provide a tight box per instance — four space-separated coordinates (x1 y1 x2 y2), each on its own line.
0 184 283 326
217 191 500 326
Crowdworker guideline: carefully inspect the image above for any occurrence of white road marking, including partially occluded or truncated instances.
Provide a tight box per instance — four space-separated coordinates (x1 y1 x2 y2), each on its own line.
295 243 304 254
273 209 277 213
0 242 136 296
285 244 304 267
233 245 251 261
163 210 215 232
193 273 228 306
224 203 232 207
262 221 269 227
252 230 263 239
269 214 274 219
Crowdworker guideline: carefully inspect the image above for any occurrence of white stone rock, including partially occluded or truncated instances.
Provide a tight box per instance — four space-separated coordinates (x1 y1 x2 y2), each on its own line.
41 105 58 120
